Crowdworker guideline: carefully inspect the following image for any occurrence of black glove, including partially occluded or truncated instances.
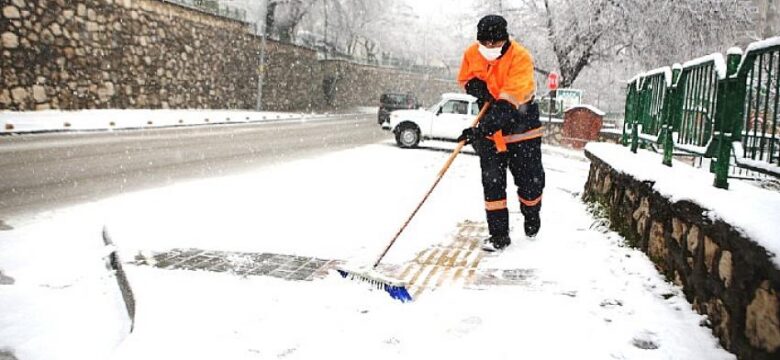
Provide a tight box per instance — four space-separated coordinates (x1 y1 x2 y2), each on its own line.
458 127 494 155
457 127 480 145
465 78 494 109
478 99 515 136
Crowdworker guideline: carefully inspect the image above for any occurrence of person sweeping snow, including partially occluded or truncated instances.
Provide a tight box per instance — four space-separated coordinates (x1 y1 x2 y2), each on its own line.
456 14 545 252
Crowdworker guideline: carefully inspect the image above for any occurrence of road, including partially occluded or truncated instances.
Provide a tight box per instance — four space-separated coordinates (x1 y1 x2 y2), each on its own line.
0 114 391 219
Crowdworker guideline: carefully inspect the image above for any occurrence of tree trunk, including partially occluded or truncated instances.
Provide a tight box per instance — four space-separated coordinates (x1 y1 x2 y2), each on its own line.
265 2 277 38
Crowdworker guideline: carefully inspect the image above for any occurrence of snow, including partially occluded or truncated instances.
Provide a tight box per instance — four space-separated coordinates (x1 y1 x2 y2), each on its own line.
626 74 643 89
744 36 780 54
0 133 737 359
565 104 606 116
586 142 780 267
0 109 354 134
626 66 672 90
727 47 743 56
643 66 673 87
682 53 727 80
735 36 780 77
732 142 780 177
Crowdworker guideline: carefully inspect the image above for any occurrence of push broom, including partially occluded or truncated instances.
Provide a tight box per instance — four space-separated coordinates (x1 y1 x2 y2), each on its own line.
337 102 492 302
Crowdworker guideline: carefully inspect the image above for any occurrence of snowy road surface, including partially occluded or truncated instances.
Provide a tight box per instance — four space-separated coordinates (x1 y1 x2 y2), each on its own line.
0 114 384 218
0 139 734 360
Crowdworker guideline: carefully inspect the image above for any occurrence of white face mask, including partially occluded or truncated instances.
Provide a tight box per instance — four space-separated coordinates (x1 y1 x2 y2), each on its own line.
478 44 503 61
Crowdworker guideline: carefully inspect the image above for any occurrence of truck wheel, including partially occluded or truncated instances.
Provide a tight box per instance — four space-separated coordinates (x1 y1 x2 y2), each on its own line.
395 125 420 148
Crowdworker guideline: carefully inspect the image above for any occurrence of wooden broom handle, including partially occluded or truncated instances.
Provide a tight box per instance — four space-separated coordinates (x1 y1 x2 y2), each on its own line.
372 102 492 268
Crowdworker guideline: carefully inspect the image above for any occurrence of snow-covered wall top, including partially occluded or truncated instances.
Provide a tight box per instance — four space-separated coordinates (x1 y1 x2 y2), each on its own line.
585 142 780 268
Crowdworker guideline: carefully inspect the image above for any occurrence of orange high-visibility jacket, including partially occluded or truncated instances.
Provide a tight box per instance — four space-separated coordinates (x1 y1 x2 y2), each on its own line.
457 40 536 108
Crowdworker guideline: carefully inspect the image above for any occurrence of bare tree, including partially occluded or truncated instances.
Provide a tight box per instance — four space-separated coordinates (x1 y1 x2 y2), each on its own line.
264 0 317 42
492 0 755 88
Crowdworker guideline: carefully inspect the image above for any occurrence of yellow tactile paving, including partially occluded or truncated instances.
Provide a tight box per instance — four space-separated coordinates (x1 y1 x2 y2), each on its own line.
391 221 493 299
396 248 430 280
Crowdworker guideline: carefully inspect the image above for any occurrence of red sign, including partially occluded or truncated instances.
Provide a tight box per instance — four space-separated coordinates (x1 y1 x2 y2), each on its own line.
547 72 559 90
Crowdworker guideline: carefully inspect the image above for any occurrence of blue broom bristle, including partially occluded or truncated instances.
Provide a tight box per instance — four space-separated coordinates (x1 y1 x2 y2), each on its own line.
385 284 413 302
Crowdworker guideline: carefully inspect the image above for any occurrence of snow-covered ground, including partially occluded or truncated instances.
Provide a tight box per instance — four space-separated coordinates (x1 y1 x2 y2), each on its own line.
0 139 735 359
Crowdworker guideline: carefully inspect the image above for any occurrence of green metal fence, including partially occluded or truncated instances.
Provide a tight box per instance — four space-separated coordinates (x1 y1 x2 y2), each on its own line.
623 36 780 189
734 41 780 173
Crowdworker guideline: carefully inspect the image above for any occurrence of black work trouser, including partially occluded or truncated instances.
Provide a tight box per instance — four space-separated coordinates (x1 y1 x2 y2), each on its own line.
478 137 545 236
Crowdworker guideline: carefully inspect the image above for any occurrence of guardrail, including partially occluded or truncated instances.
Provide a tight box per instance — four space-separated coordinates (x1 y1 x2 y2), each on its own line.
163 0 248 23
623 36 780 189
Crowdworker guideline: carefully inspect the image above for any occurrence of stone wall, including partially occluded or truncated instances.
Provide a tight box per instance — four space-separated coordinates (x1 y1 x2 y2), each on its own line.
261 39 323 111
0 0 458 112
583 150 780 360
1 0 262 110
320 60 460 109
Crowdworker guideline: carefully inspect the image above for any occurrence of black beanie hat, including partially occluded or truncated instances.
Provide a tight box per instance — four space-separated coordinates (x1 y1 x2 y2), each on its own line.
477 15 509 42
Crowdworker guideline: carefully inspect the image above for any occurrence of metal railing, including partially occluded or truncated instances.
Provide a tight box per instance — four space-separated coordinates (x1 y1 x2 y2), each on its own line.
735 40 780 173
623 36 780 189
163 0 248 23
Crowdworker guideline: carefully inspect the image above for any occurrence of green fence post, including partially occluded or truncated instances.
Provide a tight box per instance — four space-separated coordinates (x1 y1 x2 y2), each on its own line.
712 50 744 189
623 82 635 147
662 66 682 166
630 112 640 153
630 79 643 153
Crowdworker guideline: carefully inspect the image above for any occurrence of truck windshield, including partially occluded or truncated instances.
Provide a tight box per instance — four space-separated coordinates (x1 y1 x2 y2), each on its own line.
381 94 408 105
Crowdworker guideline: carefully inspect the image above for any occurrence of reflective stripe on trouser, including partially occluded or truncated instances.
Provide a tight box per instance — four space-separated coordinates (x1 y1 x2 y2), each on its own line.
479 138 545 236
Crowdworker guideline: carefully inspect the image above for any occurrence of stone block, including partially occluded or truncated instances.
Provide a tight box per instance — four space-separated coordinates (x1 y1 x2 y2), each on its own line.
601 173 612 194
97 82 115 101
633 197 650 237
687 225 700 254
50 22 61 36
3 6 21 18
671 218 687 246
746 281 780 352
719 250 733 288
709 298 731 350
2 32 19 48
32 85 46 102
625 188 637 203
76 3 86 17
704 236 719 273
63 47 74 59
633 196 649 221
12 0 25 8
674 271 684 286
40 29 53 43
10 87 27 103
0 89 11 105
649 221 667 263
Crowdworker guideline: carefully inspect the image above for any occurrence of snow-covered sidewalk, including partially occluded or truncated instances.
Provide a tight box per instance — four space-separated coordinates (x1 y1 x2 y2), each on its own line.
0 108 375 134
0 140 734 359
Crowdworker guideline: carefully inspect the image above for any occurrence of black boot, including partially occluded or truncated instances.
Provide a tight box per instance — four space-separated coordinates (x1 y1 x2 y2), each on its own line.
524 213 540 238
481 234 511 252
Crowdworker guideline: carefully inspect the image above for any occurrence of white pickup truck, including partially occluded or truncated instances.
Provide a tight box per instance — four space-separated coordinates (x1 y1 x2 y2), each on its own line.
383 93 479 148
